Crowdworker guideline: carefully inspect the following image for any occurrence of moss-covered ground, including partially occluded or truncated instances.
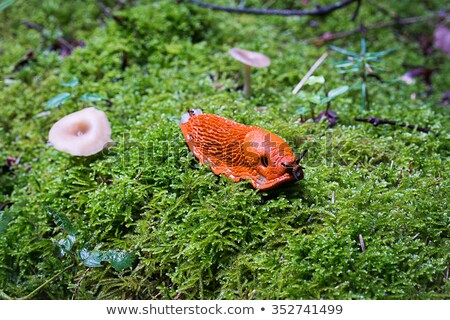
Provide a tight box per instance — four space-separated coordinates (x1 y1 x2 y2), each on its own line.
0 0 449 299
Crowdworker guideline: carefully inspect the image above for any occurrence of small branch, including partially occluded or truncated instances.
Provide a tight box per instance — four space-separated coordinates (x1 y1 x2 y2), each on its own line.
305 14 438 44
186 0 358 16
22 20 45 33
359 234 365 252
12 50 36 73
72 267 90 300
243 64 251 99
351 0 362 21
173 291 183 300
121 50 128 71
22 20 75 54
292 51 328 94
97 0 126 25
0 201 13 211
0 290 13 300
355 116 432 134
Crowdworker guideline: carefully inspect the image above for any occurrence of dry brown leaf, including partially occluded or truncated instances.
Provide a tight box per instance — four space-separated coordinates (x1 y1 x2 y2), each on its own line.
433 24 450 56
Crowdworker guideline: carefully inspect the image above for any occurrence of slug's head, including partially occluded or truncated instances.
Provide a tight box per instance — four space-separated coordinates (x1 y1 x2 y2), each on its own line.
243 129 305 190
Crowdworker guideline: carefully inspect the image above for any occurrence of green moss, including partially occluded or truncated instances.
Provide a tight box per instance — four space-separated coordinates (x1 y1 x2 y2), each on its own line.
0 0 449 299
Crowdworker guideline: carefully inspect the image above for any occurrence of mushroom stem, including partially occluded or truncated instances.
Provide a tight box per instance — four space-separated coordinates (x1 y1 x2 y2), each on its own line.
243 64 251 99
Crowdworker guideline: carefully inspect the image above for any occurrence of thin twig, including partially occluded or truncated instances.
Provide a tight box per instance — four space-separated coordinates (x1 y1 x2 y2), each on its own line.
0 290 13 300
72 267 90 300
187 0 358 16
305 14 438 44
21 20 45 33
22 20 74 53
292 52 328 94
97 0 125 25
359 234 365 252
366 0 397 19
173 291 183 300
351 0 362 21
355 116 432 134
0 265 72 300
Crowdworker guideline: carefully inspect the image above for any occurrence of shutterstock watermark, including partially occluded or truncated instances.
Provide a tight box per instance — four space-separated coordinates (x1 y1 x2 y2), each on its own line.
102 131 345 170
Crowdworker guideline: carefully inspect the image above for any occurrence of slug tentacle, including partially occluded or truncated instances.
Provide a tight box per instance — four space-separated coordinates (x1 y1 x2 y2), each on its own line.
180 110 304 190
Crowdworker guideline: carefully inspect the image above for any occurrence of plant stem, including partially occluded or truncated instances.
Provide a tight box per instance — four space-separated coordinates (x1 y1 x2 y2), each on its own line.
354 116 432 134
243 64 251 99
310 102 316 120
186 0 358 16
0 265 73 300
292 52 328 94
305 14 439 44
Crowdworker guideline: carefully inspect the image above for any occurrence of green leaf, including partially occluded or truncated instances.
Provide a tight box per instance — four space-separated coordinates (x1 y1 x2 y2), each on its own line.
45 92 71 109
330 45 359 57
306 94 322 105
78 249 136 271
79 249 104 268
61 77 79 88
327 85 350 99
80 93 106 102
49 210 77 236
365 48 397 59
57 235 76 257
295 106 309 115
305 75 325 86
361 38 367 55
105 250 136 271
0 0 15 11
319 86 350 104
0 210 13 235
297 91 322 105
361 82 367 111
333 60 355 68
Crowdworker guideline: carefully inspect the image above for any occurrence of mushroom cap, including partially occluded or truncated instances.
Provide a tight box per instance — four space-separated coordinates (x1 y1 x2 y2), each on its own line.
228 48 271 68
48 107 112 156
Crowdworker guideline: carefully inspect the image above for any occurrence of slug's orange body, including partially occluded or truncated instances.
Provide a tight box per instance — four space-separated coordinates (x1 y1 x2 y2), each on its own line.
180 109 304 190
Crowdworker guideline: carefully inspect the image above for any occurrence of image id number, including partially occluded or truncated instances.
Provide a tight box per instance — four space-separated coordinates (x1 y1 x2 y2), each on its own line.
271 304 343 315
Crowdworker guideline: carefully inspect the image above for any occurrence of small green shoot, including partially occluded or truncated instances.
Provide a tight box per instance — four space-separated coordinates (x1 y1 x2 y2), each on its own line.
60 77 79 88
45 92 71 109
49 210 135 271
45 77 110 110
0 0 15 11
296 75 350 119
79 249 136 271
330 38 396 111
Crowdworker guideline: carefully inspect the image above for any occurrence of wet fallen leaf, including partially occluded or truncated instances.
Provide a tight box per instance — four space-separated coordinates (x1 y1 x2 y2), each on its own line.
12 50 36 73
400 67 436 85
440 90 450 106
2 157 17 174
433 24 450 56
0 202 13 211
316 109 338 127
400 67 437 95
418 35 434 56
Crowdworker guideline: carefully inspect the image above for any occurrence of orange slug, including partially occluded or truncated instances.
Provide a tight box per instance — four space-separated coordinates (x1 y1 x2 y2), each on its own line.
180 109 305 190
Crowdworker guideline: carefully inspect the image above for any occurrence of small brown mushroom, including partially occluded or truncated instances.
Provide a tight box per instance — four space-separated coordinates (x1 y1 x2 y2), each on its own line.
228 48 271 98
48 107 112 156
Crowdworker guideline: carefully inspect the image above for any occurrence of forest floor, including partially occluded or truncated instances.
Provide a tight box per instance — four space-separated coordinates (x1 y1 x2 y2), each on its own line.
0 0 449 299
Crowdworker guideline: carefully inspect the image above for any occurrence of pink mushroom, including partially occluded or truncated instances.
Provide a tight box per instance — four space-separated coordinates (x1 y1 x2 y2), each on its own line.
228 48 271 98
48 107 112 156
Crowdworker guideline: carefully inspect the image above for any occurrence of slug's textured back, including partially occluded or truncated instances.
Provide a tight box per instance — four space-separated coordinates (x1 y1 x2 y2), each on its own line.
180 111 304 190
